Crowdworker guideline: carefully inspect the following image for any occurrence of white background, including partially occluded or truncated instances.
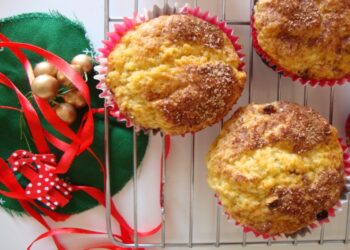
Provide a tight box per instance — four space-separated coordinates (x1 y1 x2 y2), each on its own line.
0 0 350 250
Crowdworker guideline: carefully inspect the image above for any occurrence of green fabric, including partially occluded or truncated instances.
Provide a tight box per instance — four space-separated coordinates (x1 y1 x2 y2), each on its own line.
0 12 149 215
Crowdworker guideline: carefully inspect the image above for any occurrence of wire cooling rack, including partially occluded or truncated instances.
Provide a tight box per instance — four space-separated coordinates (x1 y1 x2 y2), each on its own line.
103 0 350 248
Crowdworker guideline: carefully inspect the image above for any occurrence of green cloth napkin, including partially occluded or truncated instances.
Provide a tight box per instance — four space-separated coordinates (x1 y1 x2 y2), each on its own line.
0 12 149 215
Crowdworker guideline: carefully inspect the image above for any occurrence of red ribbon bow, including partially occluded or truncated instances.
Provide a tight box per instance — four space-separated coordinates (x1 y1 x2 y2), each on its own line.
8 150 72 210
0 33 171 250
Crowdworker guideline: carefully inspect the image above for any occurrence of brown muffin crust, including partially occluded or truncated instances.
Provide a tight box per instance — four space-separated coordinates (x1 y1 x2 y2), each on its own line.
155 63 243 126
223 101 333 158
269 170 344 226
254 0 350 80
163 14 225 49
107 14 246 135
207 101 344 235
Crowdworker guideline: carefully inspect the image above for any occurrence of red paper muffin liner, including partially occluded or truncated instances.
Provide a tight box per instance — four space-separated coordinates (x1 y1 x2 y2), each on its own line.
251 16 350 87
94 4 246 131
214 138 350 240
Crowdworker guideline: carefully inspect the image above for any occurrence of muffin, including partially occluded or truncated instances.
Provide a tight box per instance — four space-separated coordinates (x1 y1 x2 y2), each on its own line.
106 14 246 135
253 0 350 82
207 101 344 235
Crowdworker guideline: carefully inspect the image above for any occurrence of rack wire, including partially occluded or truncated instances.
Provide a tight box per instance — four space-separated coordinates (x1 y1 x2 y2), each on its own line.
104 0 350 248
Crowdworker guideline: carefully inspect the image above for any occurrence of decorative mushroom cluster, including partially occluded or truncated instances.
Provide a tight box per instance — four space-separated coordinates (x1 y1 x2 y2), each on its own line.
31 54 93 124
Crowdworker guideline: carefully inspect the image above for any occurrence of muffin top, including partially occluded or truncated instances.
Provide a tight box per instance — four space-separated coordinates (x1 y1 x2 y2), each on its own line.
254 0 350 80
207 101 344 235
107 14 246 135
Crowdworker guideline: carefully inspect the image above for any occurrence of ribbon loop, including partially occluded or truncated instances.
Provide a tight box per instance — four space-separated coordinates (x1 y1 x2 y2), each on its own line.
7 150 73 210
0 33 171 250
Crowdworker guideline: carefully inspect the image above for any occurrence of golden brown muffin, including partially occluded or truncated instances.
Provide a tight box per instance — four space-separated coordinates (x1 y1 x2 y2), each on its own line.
253 0 350 80
207 101 344 235
106 14 246 135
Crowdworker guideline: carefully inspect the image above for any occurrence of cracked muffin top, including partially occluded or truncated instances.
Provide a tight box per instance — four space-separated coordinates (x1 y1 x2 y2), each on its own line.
207 101 344 235
106 14 246 135
253 0 350 80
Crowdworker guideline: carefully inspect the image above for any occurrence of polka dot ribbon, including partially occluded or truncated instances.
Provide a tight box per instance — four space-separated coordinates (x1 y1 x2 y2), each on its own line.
0 33 171 250
8 150 72 210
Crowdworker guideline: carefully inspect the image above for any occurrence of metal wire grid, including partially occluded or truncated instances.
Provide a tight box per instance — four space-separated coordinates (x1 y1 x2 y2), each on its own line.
103 0 350 248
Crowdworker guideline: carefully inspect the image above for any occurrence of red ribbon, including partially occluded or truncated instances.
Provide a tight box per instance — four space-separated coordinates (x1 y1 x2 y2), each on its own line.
0 72 49 154
0 34 171 249
27 227 132 250
0 35 93 173
8 150 73 210
27 139 170 249
26 139 170 250
0 158 66 250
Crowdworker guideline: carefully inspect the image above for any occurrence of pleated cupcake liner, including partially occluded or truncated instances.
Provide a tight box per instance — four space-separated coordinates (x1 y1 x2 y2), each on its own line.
94 3 246 132
345 114 350 147
251 16 350 87
214 137 350 240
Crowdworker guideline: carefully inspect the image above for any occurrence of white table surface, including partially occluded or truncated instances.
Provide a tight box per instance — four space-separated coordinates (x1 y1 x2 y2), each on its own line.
0 0 349 250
